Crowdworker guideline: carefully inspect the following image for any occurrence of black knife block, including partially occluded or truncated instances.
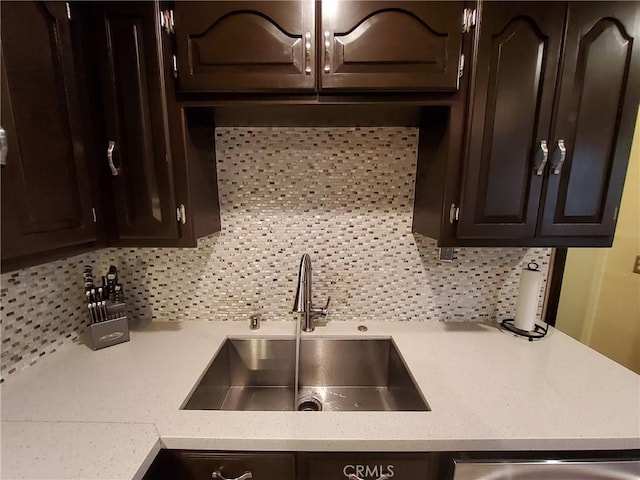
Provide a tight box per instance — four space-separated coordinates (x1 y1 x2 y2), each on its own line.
89 302 130 350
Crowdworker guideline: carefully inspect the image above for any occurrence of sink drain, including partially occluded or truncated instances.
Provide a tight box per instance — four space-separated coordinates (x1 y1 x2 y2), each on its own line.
297 396 322 411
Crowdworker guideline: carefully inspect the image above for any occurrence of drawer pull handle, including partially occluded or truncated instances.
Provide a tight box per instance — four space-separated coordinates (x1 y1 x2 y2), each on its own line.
535 139 548 176
347 475 390 480
212 470 253 480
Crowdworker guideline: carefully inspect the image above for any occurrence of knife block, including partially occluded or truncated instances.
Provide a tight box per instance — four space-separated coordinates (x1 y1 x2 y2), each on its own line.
89 302 130 350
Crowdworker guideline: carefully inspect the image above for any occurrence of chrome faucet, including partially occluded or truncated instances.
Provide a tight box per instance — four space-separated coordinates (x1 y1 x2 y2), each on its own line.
293 254 330 332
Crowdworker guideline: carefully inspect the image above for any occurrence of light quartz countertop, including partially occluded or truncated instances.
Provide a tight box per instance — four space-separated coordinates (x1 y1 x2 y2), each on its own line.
1 320 639 479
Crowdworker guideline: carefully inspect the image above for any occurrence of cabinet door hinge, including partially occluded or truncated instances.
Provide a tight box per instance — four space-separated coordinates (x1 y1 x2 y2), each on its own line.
458 54 465 79
462 8 476 33
91 208 97 223
176 204 187 225
65 2 71 19
160 9 174 34
613 206 619 221
449 203 460 224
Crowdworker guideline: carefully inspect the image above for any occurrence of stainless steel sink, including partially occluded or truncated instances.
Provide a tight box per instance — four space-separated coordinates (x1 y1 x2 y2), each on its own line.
182 338 429 411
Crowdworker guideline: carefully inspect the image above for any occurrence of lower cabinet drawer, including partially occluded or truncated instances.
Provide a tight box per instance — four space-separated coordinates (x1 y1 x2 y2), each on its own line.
159 451 296 480
302 452 441 480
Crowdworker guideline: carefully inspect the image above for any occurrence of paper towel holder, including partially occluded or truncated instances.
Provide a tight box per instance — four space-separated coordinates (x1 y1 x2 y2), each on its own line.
500 318 548 341
500 261 549 341
526 261 539 271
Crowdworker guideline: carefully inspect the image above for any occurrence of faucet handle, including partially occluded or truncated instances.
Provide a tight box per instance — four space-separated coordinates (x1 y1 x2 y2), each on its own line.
310 296 331 317
323 296 331 312
318 296 331 316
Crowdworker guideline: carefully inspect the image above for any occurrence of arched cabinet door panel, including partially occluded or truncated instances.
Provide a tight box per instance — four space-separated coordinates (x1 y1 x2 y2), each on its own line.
539 2 640 239
457 2 565 240
320 1 464 91
175 1 315 92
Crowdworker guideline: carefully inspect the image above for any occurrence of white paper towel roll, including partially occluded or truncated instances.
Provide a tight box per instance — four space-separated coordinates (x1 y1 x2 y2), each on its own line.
514 264 542 332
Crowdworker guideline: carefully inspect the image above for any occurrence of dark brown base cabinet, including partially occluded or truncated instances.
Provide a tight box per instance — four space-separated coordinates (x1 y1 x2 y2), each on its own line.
1 1 99 268
142 451 443 480
142 450 640 480
143 451 297 480
302 452 441 480
414 1 640 247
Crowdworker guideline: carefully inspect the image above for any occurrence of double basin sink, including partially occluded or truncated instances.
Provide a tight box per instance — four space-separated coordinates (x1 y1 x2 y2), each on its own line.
182 338 429 412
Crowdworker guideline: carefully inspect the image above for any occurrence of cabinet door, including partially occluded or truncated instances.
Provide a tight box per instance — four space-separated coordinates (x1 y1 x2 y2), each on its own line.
320 1 464 91
96 2 179 243
174 1 315 92
0 1 96 262
539 2 640 238
457 2 565 240
303 452 441 480
157 451 295 480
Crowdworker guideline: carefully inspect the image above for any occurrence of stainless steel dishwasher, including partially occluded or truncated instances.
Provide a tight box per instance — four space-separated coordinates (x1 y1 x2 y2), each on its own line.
452 458 640 479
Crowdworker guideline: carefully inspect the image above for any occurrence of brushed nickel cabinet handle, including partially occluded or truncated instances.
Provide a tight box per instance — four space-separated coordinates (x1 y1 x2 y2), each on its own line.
535 140 548 176
107 140 119 176
304 31 312 74
160 9 174 34
212 470 252 480
552 139 567 175
324 30 331 73
0 126 7 166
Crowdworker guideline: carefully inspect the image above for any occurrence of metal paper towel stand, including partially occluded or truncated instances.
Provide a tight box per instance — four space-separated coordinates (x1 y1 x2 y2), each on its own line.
500 261 549 341
500 318 548 341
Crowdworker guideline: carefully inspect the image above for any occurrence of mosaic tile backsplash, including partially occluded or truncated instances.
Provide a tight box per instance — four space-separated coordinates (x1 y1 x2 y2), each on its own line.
1 127 550 381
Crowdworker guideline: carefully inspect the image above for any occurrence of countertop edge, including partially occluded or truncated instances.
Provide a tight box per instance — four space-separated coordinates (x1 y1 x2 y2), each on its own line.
158 435 640 453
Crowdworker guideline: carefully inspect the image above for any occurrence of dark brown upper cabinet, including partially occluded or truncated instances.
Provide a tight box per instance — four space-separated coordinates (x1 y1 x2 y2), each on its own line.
1 1 98 268
172 1 466 93
93 2 179 244
539 2 640 239
414 1 640 248
457 2 566 241
174 1 316 92
320 1 464 91
84 1 221 247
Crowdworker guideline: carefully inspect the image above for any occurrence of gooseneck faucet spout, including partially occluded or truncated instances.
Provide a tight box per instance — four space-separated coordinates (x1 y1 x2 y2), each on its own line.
293 254 330 332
